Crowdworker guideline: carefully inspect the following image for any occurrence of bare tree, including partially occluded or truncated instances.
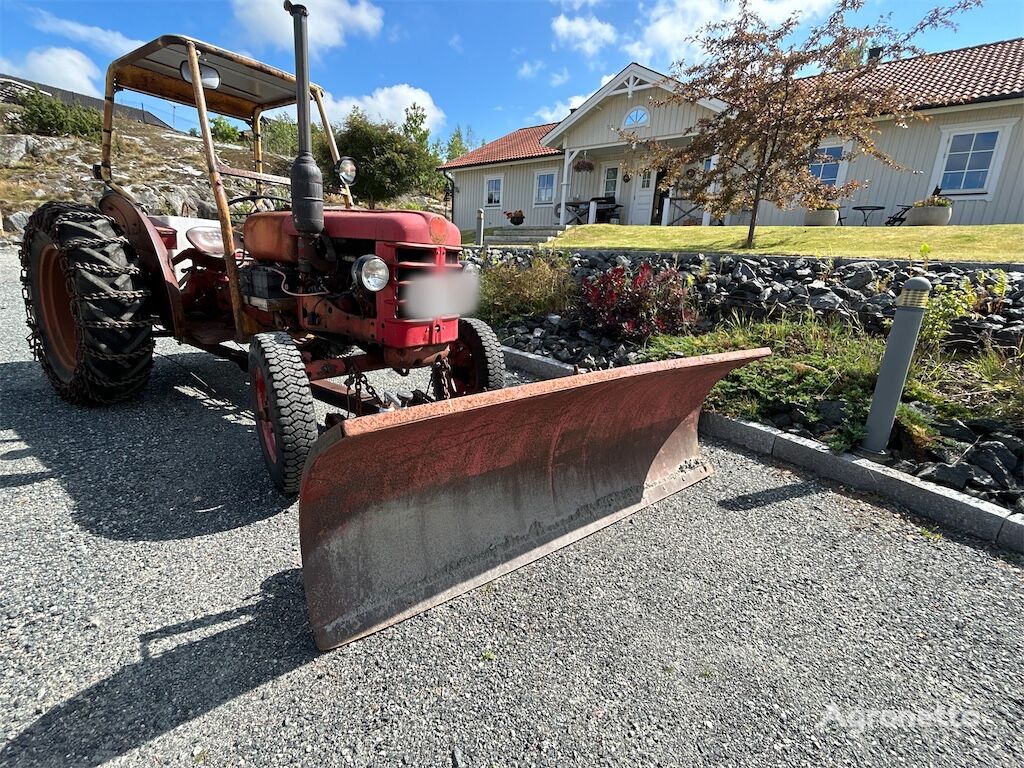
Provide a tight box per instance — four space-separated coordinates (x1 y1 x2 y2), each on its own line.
638 0 981 247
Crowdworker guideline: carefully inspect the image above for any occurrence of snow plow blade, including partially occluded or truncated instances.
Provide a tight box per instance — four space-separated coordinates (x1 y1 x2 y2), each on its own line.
299 348 770 650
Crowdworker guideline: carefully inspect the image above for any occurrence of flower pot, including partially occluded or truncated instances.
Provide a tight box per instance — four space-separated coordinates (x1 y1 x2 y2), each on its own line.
803 208 839 226
509 216 524 226
905 205 952 226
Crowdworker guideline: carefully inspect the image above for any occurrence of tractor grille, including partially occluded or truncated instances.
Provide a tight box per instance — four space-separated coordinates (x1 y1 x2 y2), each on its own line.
394 246 463 319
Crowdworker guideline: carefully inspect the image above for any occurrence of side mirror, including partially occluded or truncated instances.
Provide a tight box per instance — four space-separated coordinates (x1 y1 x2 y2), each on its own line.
180 60 222 90
335 157 357 185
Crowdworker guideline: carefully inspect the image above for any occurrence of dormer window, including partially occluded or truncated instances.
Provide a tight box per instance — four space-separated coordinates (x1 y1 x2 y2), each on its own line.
623 107 649 128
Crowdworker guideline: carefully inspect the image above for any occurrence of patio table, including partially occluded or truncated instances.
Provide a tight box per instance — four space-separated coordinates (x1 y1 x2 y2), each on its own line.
852 205 885 225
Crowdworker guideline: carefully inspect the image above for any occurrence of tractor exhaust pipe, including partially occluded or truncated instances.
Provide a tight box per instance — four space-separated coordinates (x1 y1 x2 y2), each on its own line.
284 1 323 236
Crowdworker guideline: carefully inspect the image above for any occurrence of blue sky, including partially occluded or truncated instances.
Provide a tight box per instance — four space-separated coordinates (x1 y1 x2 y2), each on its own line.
1 0 1021 145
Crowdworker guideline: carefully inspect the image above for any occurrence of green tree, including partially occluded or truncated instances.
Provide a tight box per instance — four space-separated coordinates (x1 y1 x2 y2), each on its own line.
836 39 869 69
259 114 298 157
401 104 443 194
210 115 241 143
17 90 102 139
445 126 470 161
318 108 422 208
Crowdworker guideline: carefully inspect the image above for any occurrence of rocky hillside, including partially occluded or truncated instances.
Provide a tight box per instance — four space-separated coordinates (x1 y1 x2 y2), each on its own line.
0 115 447 236
0 115 292 236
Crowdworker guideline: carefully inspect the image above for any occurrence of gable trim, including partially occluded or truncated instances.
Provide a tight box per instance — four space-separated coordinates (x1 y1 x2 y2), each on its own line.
540 63 726 148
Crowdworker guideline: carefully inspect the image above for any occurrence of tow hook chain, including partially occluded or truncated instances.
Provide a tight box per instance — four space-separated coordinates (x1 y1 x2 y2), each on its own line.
431 356 453 401
343 367 386 415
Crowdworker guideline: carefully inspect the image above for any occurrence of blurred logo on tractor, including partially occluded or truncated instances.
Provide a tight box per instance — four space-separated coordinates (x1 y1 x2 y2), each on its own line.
429 215 448 244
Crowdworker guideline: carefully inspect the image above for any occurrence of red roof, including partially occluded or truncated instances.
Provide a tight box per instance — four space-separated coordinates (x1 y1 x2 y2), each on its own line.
441 39 1023 171
438 123 561 170
823 37 1024 110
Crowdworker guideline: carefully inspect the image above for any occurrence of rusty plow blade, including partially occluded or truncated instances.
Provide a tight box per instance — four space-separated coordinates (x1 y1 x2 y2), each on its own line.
299 348 770 650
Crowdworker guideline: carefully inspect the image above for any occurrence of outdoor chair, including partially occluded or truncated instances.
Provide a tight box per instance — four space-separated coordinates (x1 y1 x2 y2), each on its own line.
885 186 942 227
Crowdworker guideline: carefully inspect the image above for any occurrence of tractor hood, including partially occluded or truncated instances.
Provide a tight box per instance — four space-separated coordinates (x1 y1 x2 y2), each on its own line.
243 210 461 262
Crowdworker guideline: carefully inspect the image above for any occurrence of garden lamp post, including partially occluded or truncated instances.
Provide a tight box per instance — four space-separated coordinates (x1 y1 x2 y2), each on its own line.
857 276 932 459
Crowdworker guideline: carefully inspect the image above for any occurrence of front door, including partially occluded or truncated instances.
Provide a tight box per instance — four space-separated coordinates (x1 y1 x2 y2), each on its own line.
629 169 656 225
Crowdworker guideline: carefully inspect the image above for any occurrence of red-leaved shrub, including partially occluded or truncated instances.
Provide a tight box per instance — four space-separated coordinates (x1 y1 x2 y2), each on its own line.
580 262 696 340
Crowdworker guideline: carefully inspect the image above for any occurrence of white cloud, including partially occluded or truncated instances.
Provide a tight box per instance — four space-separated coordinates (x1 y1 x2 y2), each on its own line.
549 67 570 86
448 34 463 53
323 83 446 131
518 60 545 79
0 47 102 96
552 0 603 9
622 0 834 67
551 14 617 57
31 10 145 57
534 93 587 122
231 0 383 53
599 72 616 86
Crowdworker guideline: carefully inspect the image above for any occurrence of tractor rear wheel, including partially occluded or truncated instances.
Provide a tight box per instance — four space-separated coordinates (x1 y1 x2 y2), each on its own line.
249 332 318 495
20 202 154 405
433 317 505 399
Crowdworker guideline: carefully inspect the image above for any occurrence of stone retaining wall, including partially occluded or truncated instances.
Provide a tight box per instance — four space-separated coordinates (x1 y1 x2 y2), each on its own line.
469 248 1024 353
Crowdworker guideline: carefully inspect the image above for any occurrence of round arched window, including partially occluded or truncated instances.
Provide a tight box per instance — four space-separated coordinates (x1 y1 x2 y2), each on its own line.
623 107 649 128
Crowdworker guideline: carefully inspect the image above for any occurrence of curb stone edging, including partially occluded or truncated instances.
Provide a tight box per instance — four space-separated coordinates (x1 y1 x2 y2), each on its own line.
502 347 576 379
699 413 1019 552
502 346 1023 554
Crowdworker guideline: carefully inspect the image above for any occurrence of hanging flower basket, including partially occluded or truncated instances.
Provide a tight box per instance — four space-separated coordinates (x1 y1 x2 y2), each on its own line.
503 209 525 225
573 158 595 173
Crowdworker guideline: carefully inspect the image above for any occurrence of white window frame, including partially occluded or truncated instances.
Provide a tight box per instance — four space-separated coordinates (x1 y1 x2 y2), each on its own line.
533 169 556 207
929 117 1019 201
622 107 650 129
600 162 619 201
484 174 504 208
808 142 850 187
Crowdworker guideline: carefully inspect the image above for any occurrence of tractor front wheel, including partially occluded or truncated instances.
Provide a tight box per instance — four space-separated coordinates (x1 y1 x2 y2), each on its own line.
20 202 154 405
433 317 505 399
249 332 318 495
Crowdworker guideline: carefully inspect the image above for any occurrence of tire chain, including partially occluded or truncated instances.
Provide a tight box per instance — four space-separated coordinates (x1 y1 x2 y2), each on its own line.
19 202 154 405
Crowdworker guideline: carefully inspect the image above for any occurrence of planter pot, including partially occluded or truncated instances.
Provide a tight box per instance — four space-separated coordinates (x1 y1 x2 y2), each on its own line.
905 205 952 226
509 216 524 226
803 209 839 226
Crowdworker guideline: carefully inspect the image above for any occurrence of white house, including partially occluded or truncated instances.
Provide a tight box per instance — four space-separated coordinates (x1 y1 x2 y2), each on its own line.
440 38 1024 233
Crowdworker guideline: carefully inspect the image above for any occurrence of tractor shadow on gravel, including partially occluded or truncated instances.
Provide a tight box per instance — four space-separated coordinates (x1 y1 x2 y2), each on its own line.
0 351 286 540
0 569 316 767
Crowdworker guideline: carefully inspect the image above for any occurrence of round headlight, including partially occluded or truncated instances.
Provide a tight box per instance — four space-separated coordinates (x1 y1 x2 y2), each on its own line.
352 255 389 292
336 156 357 185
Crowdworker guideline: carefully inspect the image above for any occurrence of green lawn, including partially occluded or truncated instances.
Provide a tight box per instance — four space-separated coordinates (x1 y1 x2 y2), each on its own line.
548 224 1024 264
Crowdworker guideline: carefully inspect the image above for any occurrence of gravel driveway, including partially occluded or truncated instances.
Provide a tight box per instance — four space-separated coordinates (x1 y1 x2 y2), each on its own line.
1 242 1022 767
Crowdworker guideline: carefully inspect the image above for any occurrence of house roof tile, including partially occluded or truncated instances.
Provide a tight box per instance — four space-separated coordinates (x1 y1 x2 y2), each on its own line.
438 123 561 170
823 37 1024 109
441 38 1023 171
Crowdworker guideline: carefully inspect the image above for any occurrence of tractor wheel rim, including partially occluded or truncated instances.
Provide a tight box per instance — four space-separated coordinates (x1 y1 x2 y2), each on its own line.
37 243 79 379
254 366 278 462
446 339 476 397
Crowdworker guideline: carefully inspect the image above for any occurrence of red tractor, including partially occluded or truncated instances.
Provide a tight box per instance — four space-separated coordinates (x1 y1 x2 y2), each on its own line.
20 2 503 494
20 2 767 650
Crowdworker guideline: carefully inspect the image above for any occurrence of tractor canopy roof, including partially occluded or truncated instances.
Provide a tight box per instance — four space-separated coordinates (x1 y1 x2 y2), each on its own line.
108 35 324 121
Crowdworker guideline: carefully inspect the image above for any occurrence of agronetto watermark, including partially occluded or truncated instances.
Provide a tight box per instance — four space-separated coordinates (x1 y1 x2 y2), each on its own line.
817 704 984 736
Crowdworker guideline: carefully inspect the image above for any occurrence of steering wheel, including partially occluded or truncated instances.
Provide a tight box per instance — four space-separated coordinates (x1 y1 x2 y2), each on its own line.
227 194 291 221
